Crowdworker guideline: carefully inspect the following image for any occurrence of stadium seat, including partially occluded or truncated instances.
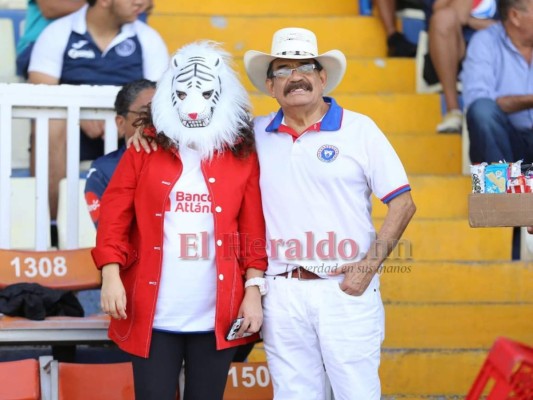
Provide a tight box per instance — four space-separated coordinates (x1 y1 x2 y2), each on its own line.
0 248 108 350
10 177 51 249
396 7 425 45
0 8 26 47
358 0 372 15
0 358 40 400
0 247 100 291
0 17 31 173
56 178 96 250
520 227 533 261
0 18 17 82
42 359 134 400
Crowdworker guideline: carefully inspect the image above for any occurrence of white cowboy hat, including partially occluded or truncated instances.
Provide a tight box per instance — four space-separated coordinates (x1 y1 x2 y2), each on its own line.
244 27 347 95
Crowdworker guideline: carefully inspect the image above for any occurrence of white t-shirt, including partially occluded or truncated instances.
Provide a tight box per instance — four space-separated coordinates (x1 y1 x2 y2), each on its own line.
153 146 216 332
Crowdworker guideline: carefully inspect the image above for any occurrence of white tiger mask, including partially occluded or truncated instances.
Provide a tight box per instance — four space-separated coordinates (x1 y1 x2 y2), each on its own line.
171 52 221 129
151 41 251 160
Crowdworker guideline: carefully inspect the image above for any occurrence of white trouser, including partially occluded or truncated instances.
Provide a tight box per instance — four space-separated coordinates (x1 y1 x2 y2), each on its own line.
262 274 385 400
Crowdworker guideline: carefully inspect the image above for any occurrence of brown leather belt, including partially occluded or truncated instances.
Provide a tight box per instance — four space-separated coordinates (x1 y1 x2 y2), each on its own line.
275 267 322 280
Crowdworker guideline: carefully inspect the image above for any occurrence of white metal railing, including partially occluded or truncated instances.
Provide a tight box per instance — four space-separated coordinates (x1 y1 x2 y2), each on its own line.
0 83 121 250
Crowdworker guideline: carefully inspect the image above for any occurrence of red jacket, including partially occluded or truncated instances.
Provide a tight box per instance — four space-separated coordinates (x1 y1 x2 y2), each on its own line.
91 146 267 357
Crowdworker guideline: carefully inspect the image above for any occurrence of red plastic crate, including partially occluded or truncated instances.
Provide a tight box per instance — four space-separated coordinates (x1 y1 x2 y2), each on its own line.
467 337 533 399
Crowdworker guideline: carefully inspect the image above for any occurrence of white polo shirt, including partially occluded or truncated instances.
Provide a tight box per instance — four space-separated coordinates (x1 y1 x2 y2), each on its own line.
254 97 411 278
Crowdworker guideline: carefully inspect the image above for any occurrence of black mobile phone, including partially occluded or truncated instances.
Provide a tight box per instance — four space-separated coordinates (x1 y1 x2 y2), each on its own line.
226 317 254 341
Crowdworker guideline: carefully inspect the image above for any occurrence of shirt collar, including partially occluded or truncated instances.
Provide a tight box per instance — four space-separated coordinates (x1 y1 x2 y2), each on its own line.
265 97 343 133
497 22 522 57
72 4 89 34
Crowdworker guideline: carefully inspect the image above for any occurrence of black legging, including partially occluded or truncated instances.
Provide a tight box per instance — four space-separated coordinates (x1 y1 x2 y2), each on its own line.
131 330 237 400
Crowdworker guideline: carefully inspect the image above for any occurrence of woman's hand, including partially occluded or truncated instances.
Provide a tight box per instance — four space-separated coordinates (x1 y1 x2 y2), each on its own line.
100 263 127 320
236 286 263 338
127 126 158 153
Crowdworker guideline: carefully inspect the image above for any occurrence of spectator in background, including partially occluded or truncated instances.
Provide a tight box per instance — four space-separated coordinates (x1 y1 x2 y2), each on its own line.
376 0 418 57
16 0 153 79
85 79 156 228
427 0 497 133
27 0 168 220
462 0 533 261
462 0 533 164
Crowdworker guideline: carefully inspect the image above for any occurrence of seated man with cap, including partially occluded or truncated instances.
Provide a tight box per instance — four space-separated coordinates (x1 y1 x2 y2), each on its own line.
243 27 416 399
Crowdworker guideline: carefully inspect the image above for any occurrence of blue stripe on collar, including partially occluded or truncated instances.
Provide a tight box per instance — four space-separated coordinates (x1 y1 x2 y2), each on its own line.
265 97 342 132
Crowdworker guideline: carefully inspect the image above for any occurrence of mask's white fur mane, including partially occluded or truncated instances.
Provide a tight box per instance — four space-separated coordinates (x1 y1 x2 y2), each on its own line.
151 41 251 160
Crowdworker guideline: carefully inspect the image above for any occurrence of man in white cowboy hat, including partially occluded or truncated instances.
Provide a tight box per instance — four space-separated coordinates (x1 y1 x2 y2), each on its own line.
243 27 416 399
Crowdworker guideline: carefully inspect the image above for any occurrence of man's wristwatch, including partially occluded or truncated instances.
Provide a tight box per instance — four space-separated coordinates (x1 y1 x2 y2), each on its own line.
244 277 268 295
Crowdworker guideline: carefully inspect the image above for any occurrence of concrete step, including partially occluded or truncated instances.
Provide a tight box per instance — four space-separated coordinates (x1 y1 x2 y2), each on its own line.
380 348 486 396
250 93 442 135
154 0 359 16
150 15 387 58
372 175 469 219
234 58 416 94
388 134 462 175
374 219 513 261
380 261 533 303
248 342 487 396
385 303 533 349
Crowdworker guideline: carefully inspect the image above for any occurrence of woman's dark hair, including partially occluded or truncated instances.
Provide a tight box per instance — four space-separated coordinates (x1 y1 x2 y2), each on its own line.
115 79 156 117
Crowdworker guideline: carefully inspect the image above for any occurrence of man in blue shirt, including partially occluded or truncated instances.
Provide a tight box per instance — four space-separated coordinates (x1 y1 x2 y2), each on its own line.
461 0 533 164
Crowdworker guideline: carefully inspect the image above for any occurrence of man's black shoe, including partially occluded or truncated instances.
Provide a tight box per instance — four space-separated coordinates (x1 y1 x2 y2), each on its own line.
387 32 417 58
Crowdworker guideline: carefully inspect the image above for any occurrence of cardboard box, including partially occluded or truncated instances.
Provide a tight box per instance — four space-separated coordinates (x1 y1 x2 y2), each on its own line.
469 193 533 227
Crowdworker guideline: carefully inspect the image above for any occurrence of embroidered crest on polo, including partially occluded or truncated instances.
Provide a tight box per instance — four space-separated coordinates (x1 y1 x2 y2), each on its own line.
317 145 339 162
115 39 136 57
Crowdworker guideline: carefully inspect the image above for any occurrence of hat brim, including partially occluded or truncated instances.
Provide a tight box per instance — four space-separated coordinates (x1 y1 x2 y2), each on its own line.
244 49 346 96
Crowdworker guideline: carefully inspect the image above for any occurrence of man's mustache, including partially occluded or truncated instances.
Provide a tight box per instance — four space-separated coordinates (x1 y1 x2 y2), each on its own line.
284 81 313 96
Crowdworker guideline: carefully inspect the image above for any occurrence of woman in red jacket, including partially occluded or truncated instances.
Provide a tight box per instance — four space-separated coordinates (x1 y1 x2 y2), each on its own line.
91 41 268 400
